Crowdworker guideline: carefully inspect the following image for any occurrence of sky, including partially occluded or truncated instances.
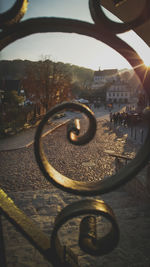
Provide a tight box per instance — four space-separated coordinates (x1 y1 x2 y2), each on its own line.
1 0 150 70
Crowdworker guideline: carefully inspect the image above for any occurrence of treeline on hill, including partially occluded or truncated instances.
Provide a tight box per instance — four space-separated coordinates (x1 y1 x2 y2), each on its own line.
0 59 94 136
0 59 94 98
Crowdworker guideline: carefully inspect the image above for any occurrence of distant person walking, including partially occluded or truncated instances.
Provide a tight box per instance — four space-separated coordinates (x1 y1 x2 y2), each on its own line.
109 112 113 123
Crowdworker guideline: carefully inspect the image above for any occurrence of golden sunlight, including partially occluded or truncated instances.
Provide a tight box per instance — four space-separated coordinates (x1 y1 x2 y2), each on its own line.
142 53 150 68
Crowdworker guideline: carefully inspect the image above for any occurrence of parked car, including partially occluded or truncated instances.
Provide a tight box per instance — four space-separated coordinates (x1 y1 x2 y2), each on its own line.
52 112 66 120
77 98 89 107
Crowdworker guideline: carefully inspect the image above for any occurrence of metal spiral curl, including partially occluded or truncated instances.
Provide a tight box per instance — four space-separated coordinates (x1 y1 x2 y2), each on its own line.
1 1 150 266
51 199 119 265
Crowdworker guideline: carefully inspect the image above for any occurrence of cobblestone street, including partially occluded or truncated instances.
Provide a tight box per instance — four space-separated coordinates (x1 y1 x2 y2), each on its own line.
0 117 150 266
0 118 138 192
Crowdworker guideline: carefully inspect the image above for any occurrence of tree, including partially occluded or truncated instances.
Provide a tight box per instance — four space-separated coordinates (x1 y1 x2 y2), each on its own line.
4 90 24 107
22 57 72 115
71 81 82 98
1 90 26 135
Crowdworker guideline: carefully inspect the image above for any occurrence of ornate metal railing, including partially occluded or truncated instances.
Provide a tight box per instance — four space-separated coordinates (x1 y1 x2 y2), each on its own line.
0 0 150 266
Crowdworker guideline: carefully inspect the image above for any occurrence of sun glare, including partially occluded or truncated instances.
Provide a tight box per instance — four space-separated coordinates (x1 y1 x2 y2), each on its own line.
118 30 150 68
138 40 150 67
142 53 150 68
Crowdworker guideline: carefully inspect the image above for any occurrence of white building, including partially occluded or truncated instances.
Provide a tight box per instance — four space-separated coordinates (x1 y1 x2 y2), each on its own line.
92 69 119 89
106 81 131 103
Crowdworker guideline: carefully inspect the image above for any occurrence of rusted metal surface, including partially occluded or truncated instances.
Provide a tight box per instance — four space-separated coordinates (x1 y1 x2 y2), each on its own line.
0 1 150 266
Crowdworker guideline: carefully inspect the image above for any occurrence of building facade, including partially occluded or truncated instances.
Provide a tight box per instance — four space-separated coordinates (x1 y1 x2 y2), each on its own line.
106 81 131 103
92 69 119 89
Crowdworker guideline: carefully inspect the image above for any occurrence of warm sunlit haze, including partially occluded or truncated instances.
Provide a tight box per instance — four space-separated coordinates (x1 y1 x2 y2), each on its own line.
1 0 150 70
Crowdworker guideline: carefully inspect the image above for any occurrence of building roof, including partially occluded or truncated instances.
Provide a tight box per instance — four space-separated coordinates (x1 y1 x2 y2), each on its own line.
94 69 118 76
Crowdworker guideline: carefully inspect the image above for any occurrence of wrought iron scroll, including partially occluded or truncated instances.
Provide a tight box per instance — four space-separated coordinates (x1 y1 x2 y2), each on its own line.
0 0 150 266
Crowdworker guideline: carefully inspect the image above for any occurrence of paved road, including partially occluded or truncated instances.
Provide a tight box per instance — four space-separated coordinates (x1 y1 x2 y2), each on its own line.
0 104 124 151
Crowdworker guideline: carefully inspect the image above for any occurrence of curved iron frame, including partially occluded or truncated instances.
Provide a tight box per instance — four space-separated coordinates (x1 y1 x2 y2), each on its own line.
0 1 150 266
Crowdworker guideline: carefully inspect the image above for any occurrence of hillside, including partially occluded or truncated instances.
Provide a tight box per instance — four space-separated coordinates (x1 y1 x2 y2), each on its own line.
0 59 94 85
